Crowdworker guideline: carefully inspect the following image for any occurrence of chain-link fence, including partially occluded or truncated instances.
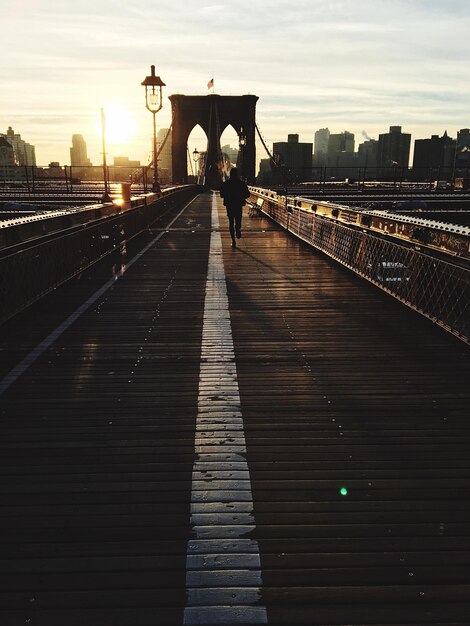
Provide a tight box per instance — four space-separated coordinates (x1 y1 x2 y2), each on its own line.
253 193 470 344
0 186 200 325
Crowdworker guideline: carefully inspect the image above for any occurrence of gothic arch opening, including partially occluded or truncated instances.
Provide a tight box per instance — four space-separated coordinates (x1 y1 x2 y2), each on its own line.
219 125 240 179
187 124 208 184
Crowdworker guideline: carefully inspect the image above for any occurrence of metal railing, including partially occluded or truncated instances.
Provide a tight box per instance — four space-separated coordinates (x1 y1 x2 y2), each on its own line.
0 186 200 325
0 165 173 196
250 189 470 344
256 164 470 189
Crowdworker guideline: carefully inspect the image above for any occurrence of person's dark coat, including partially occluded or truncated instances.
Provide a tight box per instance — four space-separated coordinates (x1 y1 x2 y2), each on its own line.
220 173 250 212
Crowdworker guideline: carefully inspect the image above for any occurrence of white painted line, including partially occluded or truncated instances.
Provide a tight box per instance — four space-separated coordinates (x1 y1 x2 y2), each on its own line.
0 195 199 397
184 193 267 625
187 539 261 554
184 606 267 625
187 587 263 604
186 555 261 569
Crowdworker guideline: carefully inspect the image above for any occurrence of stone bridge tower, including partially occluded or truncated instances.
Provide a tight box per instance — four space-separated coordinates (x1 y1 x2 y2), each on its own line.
169 94 258 188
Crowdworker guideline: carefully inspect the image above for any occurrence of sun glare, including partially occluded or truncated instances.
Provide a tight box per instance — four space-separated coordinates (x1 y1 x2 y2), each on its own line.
100 107 136 145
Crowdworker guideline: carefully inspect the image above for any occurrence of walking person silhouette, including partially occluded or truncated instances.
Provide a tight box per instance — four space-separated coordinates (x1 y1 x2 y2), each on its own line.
220 168 250 248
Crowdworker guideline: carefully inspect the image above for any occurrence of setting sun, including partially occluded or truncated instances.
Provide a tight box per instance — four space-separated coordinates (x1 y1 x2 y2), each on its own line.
100 107 136 145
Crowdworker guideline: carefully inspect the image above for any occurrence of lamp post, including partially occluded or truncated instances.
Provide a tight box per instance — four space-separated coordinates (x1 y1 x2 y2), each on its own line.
238 133 246 179
141 65 166 193
192 148 200 182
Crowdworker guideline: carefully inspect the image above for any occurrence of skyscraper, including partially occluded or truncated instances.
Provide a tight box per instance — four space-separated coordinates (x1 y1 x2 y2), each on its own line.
377 126 411 170
326 131 356 175
70 134 92 167
457 128 470 150
328 131 355 155
273 134 312 181
314 128 330 166
455 129 470 172
357 139 379 169
0 137 15 170
412 132 455 180
2 127 36 166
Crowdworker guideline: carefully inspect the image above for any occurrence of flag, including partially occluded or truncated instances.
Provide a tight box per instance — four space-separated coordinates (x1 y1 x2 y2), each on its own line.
207 78 214 90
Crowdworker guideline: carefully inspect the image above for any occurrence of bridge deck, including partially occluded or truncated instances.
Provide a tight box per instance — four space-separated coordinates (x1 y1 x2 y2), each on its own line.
1 191 469 625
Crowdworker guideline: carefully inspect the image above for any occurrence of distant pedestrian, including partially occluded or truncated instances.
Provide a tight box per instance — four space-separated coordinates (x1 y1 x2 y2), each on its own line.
220 168 250 247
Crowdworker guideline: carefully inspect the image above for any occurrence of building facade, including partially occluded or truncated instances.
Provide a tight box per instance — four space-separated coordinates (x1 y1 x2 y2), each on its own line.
273 134 312 182
0 137 15 166
455 129 470 173
221 144 239 167
412 131 455 180
257 158 274 184
157 128 172 183
328 131 355 157
324 131 355 177
314 128 330 166
70 134 92 168
357 139 378 170
1 127 36 166
377 126 411 172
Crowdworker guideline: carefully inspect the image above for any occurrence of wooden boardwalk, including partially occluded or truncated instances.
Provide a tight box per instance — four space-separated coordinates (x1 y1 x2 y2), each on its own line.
0 191 469 625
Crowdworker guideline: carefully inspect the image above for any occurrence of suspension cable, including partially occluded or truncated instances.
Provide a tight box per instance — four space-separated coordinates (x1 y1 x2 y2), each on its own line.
187 145 194 177
255 121 296 185
155 119 173 162
255 122 277 167
133 108 175 183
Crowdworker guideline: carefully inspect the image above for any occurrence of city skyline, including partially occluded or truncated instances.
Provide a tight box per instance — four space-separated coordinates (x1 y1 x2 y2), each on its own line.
3 124 468 171
2 0 469 164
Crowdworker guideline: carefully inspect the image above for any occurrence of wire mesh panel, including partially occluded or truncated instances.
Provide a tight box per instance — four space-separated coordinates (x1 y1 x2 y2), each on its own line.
0 187 199 325
257 199 470 344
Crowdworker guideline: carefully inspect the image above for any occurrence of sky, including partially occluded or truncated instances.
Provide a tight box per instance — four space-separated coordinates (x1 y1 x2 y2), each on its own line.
1 0 469 167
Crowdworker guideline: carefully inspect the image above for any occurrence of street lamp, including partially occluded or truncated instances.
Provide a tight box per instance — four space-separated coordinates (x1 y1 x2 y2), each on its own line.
192 148 201 183
192 147 200 170
141 65 166 193
238 132 246 179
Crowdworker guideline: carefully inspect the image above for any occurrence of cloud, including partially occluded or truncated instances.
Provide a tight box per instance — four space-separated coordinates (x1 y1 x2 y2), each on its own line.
1 0 469 163
199 4 224 15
